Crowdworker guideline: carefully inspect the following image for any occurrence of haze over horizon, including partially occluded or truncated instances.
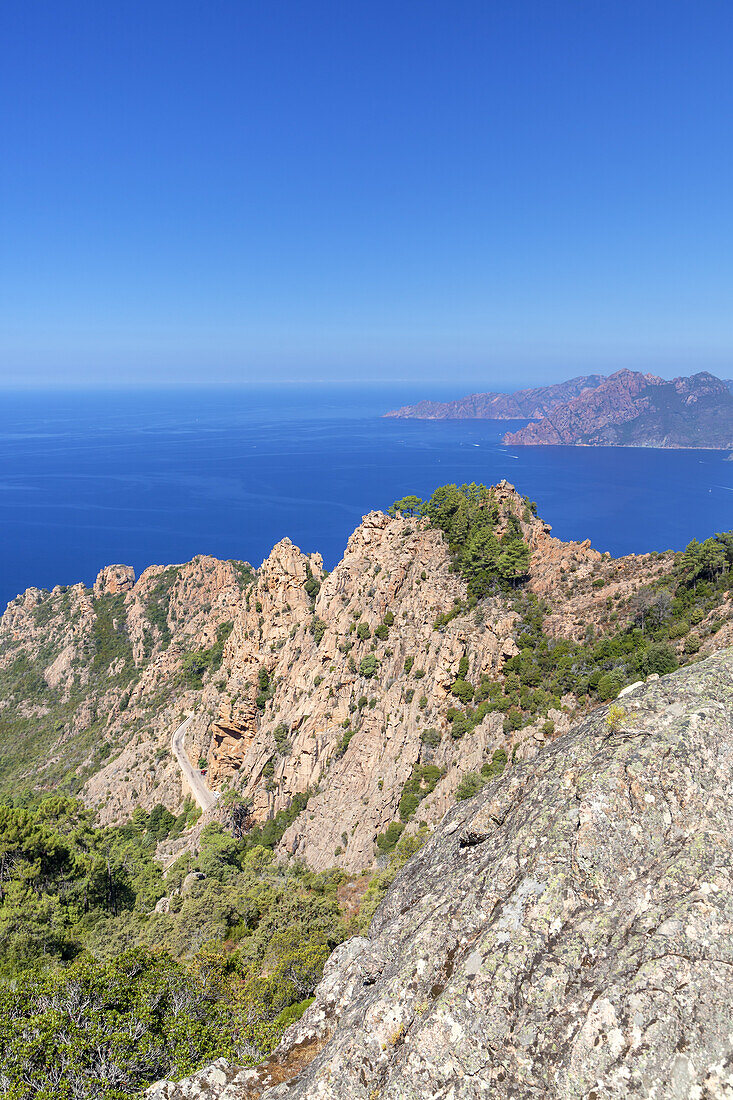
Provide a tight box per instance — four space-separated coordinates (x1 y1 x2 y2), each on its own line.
2 1 732 389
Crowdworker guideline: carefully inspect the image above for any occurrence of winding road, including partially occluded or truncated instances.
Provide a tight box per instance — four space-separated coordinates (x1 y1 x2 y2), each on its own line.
171 713 219 812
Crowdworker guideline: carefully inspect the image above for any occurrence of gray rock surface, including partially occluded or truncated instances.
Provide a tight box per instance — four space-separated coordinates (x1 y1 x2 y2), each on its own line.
148 651 733 1099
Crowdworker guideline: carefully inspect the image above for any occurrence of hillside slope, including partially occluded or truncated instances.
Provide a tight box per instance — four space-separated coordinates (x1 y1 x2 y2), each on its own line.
2 481 732 874
504 369 733 448
383 374 604 419
148 649 733 1100
0 555 254 806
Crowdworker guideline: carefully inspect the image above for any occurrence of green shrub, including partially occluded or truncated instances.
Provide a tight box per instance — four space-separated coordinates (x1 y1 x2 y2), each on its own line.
450 712 471 739
274 997 315 1030
450 678 474 704
359 655 379 679
455 772 484 801
375 821 404 853
420 727 441 748
334 728 355 758
273 723 291 754
398 765 443 822
481 748 507 781
304 563 321 600
596 673 622 702
504 706 524 731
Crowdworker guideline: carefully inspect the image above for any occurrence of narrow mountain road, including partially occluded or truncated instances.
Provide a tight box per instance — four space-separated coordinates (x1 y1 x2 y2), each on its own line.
171 714 219 812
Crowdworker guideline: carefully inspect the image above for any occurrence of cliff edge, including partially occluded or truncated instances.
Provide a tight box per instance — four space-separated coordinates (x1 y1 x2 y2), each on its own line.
149 650 733 1098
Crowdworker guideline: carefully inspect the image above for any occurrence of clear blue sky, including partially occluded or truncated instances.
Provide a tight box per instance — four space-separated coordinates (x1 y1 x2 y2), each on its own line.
1 0 732 388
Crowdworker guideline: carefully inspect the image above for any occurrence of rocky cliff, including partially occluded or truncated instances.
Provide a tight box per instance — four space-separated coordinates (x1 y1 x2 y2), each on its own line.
2 481 731 875
195 481 685 872
385 371 733 450
503 369 733 448
147 649 733 1099
0 554 253 818
383 375 604 420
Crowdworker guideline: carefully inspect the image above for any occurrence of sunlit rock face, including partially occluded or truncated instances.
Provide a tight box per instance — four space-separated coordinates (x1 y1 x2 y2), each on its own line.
2 482 709 867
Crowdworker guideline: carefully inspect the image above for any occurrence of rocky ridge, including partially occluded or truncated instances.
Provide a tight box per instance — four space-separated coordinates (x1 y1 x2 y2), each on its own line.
2 482 730 874
197 482 679 872
384 374 604 420
147 649 733 1099
0 553 253 820
503 369 733 448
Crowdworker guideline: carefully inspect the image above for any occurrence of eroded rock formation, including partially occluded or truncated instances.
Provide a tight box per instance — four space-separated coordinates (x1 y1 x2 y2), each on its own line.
1 482 729 869
208 700 259 786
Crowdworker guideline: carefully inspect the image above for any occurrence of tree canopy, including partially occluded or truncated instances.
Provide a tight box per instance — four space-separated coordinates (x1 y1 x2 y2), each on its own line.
0 796 348 1097
389 483 532 596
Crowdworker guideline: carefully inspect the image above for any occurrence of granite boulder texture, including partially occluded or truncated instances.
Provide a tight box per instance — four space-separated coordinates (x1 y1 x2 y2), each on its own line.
149 650 733 1098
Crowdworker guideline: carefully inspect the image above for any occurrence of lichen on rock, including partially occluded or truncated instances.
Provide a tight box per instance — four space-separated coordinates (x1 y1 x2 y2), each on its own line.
149 651 733 1098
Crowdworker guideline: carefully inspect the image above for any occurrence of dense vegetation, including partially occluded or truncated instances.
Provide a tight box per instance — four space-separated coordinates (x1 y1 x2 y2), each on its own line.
0 796 349 1098
391 486 732 726
437 531 733 751
391 483 532 594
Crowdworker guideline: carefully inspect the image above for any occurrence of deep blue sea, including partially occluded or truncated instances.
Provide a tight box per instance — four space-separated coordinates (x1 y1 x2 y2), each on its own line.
1 385 731 611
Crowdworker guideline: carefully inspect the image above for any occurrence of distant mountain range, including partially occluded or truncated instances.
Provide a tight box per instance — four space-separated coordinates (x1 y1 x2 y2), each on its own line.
385 370 733 450
384 374 606 421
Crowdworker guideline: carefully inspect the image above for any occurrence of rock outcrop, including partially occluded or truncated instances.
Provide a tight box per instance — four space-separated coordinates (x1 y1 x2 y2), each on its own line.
148 650 733 1099
2 482 730 874
205 487 626 871
4 481 727 861
93 564 136 598
504 369 733 449
0 554 251 821
207 700 260 786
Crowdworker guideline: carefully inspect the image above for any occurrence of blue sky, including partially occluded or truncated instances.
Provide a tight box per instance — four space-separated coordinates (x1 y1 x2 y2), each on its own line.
1 0 732 388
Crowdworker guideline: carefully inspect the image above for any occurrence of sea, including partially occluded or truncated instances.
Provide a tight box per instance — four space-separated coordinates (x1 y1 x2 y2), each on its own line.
1 385 731 611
